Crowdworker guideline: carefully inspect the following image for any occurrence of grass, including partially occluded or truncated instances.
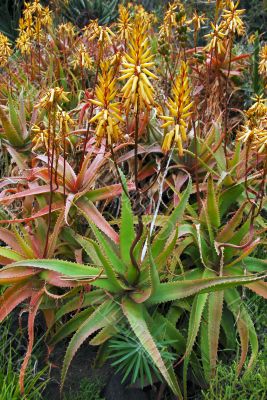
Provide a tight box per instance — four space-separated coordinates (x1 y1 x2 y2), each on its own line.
201 353 267 400
200 291 267 400
0 316 50 400
63 377 105 400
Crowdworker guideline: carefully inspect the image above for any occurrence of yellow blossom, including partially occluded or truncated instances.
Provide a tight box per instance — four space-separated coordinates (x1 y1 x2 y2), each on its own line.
16 30 32 55
117 4 133 42
259 44 267 77
0 33 13 67
221 1 245 36
119 17 157 112
35 87 70 110
204 23 226 54
160 61 193 155
89 62 123 145
71 43 93 70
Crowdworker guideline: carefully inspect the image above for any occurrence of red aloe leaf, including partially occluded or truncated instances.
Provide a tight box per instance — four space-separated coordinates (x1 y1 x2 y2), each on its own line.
0 228 23 253
43 309 55 330
65 193 75 225
77 199 119 244
85 182 135 202
47 210 65 257
236 317 249 374
19 289 44 394
0 267 38 284
0 202 63 224
0 185 63 203
41 270 82 287
245 280 267 299
0 281 33 322
36 155 76 188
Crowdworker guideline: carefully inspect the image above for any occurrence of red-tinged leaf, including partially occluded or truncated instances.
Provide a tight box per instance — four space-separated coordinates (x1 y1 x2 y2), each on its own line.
245 280 267 299
216 202 247 242
0 281 33 322
36 155 76 189
41 271 82 287
65 193 75 224
81 143 106 189
61 300 120 391
47 210 65 257
0 247 25 262
208 291 224 377
84 182 135 202
0 185 63 203
0 267 38 284
0 227 23 253
224 289 258 374
43 309 55 330
77 199 119 244
19 289 44 394
0 202 63 224
236 317 249 374
117 144 162 163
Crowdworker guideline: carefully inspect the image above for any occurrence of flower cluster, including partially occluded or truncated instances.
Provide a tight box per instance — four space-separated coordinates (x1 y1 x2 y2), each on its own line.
160 61 193 155
89 63 123 145
0 33 13 67
119 13 157 112
238 96 267 154
16 0 52 54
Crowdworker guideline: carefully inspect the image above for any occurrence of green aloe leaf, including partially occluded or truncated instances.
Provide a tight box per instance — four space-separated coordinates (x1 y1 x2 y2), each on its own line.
122 297 182 398
183 291 208 399
152 177 192 259
147 273 267 305
61 299 121 391
49 308 93 346
224 288 258 374
0 106 24 147
208 290 224 377
119 172 135 266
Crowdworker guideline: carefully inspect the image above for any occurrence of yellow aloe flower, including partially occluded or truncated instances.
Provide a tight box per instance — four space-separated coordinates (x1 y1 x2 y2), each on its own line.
259 44 267 77
221 1 245 36
35 87 70 111
0 33 13 67
16 30 32 55
159 1 186 41
204 22 226 54
189 11 207 32
71 43 93 70
119 17 157 112
160 61 193 155
57 22 76 39
89 62 123 145
117 4 133 42
238 96 267 154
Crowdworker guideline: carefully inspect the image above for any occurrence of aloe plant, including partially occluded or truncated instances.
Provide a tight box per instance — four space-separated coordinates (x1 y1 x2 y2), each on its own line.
1 176 266 397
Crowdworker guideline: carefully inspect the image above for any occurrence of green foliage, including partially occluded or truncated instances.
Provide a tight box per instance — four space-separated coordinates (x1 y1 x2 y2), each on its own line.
201 353 267 400
60 0 119 26
63 377 104 400
0 318 49 400
108 327 176 388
